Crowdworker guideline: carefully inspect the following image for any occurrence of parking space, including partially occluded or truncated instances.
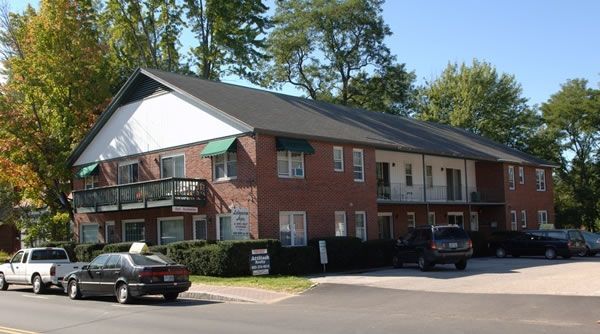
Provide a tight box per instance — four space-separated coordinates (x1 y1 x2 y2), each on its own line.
311 256 600 297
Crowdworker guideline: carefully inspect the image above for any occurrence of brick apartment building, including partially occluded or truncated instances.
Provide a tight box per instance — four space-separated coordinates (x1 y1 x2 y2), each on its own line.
68 68 555 246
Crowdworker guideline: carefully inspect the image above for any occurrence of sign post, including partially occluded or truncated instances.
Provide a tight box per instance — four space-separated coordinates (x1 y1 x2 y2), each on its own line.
319 240 328 273
250 249 270 276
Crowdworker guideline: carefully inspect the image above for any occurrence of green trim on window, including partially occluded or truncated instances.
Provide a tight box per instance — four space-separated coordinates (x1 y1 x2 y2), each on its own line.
275 137 315 154
76 163 99 178
200 137 237 158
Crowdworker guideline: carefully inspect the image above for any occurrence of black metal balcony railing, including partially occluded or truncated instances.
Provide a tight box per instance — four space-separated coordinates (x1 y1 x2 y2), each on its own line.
377 183 504 203
73 178 207 213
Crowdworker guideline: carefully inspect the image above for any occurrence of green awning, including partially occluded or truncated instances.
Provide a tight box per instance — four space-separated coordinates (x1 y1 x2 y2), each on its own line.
276 137 315 154
200 137 237 158
76 163 99 178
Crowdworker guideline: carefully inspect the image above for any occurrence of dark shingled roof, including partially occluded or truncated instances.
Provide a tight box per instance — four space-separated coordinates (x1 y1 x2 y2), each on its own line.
141 68 553 166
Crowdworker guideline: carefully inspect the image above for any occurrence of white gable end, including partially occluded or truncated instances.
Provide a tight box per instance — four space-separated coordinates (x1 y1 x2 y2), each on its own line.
75 91 245 166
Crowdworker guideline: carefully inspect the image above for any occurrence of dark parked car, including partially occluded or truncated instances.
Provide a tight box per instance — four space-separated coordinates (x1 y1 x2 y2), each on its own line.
63 252 191 304
580 231 600 256
491 229 586 259
393 225 473 271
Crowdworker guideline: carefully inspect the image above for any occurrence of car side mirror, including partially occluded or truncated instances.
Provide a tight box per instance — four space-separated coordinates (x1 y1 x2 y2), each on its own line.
82 265 89 270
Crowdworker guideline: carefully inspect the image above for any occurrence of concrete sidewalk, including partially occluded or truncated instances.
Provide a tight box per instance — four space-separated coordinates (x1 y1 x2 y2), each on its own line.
181 283 297 304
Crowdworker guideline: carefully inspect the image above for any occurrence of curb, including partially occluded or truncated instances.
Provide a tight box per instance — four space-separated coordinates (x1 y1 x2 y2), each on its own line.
180 291 255 303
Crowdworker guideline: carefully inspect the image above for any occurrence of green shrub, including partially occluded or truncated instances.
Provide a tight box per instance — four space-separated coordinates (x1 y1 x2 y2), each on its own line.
102 242 134 253
275 246 320 275
74 243 105 262
40 241 78 262
149 245 168 255
167 240 214 264
362 239 396 267
308 237 364 271
184 245 225 276
0 250 10 262
467 231 489 257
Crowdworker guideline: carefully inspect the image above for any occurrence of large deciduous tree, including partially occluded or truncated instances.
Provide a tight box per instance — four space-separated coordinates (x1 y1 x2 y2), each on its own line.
265 0 415 114
0 0 113 237
415 60 541 151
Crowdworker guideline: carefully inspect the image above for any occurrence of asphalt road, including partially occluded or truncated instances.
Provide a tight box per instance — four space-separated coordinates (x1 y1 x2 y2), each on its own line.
1 284 600 334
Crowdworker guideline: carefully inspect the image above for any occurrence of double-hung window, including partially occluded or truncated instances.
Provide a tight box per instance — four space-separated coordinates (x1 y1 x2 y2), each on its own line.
536 169 546 191
118 162 139 184
355 212 366 241
521 210 527 228
122 220 145 242
537 210 548 225
161 155 185 178
84 175 99 190
80 223 98 243
333 147 344 172
353 149 364 182
407 212 416 228
508 166 515 190
214 151 237 180
335 211 347 236
405 163 413 186
510 210 518 231
278 151 304 178
279 212 306 246
518 166 525 184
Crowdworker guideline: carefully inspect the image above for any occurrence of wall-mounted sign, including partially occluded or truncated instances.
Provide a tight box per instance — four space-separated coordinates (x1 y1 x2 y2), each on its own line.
231 206 250 239
250 248 270 276
172 206 198 213
319 240 328 265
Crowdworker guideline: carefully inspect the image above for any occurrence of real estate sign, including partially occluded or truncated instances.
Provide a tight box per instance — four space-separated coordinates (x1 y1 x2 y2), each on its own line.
250 249 270 276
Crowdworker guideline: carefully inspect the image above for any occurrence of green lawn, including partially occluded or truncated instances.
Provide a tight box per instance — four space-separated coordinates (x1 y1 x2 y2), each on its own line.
189 275 314 294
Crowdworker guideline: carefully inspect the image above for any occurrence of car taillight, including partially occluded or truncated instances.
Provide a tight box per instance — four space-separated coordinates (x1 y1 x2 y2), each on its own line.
50 265 56 276
428 240 437 250
468 239 473 249
567 241 573 248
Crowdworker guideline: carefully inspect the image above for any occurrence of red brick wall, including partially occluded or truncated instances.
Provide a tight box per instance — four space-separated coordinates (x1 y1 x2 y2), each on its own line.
475 161 505 202
255 134 378 242
0 224 19 253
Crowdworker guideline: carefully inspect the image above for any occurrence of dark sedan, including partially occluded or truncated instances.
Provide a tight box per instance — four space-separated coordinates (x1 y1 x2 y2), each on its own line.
580 231 600 256
63 252 191 304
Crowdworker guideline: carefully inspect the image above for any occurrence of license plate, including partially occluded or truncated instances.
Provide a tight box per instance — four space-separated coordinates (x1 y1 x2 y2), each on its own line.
449 242 458 248
164 275 174 282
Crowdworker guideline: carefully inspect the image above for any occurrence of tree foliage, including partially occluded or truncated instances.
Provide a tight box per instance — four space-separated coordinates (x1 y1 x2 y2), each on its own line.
265 0 415 114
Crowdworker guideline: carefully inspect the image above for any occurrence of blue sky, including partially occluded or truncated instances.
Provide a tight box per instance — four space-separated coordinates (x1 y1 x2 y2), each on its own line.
9 0 600 106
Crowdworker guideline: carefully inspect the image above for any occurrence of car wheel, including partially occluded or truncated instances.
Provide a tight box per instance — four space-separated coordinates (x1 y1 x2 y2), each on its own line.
455 259 467 270
0 272 8 291
544 248 557 260
116 283 132 304
578 247 589 257
392 255 403 268
68 279 82 300
495 247 506 258
418 254 431 272
163 293 179 302
32 275 46 294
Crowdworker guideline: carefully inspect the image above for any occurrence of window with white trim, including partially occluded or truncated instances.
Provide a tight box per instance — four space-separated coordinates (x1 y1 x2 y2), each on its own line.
508 166 515 190
335 211 347 236
161 155 185 178
510 210 518 231
123 220 145 242
405 163 413 186
217 214 233 240
278 151 304 178
536 169 546 191
214 151 237 180
537 210 548 224
521 210 527 228
428 212 436 225
193 216 207 240
80 223 98 243
84 175 99 190
518 166 525 184
407 212 416 228
279 212 306 246
333 146 344 172
353 149 364 182
158 217 184 245
355 212 366 241
118 162 139 184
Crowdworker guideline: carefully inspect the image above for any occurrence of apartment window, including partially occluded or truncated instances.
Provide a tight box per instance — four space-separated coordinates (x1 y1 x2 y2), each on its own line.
508 166 515 190
279 212 306 246
355 212 367 241
118 162 139 184
537 210 548 225
333 147 344 172
536 169 546 191
193 216 207 240
335 211 347 236
518 166 525 184
214 151 237 180
84 175 99 190
521 210 527 228
510 210 518 231
158 217 184 245
428 212 436 225
407 212 416 228
405 163 413 186
80 223 98 243
278 151 304 178
161 155 185 178
123 220 145 242
353 149 364 182
217 214 233 240
426 165 433 188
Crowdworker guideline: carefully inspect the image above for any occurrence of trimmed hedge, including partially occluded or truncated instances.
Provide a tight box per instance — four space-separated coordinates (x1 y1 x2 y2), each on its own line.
276 246 320 275
74 243 105 262
102 242 134 253
40 241 78 262
362 239 395 267
167 240 215 264
149 245 168 255
308 237 363 271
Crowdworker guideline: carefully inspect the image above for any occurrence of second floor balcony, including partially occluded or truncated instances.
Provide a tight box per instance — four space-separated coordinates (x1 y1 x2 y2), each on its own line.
377 183 504 204
73 178 207 213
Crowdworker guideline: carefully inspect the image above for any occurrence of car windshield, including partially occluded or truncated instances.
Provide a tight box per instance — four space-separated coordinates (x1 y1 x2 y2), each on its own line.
434 227 468 240
129 253 176 266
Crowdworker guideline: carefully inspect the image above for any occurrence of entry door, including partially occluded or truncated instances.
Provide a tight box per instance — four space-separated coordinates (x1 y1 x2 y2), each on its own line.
105 221 115 244
377 214 393 239
376 162 390 199
470 212 479 231
446 169 462 201
447 214 464 227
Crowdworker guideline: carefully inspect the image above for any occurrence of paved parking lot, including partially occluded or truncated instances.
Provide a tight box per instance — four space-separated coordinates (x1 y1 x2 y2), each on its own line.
311 256 600 296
